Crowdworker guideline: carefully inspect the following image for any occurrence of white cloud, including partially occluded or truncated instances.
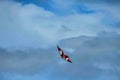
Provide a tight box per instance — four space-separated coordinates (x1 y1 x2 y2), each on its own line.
0 0 120 49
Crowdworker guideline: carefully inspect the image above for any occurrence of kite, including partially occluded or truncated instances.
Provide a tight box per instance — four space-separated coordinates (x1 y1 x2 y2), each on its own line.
57 46 72 63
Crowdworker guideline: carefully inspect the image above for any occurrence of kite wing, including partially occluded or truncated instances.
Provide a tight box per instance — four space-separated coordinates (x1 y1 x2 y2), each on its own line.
57 46 72 63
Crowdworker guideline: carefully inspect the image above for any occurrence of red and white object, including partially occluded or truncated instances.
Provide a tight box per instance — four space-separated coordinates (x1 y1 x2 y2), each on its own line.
57 46 72 63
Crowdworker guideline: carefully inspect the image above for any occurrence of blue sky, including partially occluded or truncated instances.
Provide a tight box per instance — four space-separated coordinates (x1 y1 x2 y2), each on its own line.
0 0 120 80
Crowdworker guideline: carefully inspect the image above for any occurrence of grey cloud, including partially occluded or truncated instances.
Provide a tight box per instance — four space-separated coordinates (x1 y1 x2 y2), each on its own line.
0 32 120 80
61 25 71 31
56 32 120 80
0 48 58 74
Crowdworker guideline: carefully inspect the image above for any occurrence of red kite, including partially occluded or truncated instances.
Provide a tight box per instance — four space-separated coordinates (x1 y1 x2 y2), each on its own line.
57 46 72 63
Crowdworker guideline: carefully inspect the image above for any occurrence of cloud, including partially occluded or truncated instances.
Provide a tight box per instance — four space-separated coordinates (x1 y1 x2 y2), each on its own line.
56 31 120 80
0 0 120 49
0 1 58 48
0 0 120 80
0 48 58 75
0 32 120 80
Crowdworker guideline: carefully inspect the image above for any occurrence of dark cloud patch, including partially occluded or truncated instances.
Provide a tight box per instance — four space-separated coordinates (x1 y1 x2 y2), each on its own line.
101 15 120 29
107 21 120 28
61 25 71 31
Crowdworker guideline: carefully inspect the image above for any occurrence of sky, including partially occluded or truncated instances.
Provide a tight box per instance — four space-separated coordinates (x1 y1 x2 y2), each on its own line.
0 0 120 80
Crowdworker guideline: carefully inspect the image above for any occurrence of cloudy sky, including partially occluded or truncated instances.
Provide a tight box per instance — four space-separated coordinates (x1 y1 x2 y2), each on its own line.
0 0 120 80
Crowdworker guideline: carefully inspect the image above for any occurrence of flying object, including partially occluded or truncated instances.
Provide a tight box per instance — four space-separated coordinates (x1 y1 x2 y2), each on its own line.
57 46 72 63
